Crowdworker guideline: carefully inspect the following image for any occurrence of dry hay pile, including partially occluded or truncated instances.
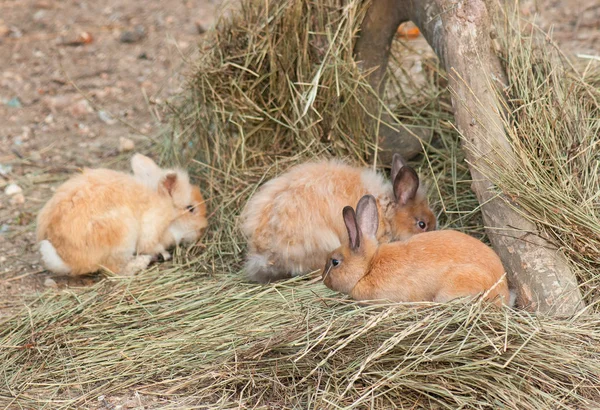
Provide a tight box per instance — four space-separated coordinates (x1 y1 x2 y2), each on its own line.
2 0 600 408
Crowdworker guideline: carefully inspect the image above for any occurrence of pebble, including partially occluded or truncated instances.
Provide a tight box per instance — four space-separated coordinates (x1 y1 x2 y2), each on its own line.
44 277 58 288
4 97 22 108
8 26 23 39
195 20 206 35
0 164 12 176
10 193 25 205
98 110 117 125
69 99 93 118
33 10 46 21
119 26 145 43
119 137 135 152
43 94 74 111
29 151 42 162
4 183 23 196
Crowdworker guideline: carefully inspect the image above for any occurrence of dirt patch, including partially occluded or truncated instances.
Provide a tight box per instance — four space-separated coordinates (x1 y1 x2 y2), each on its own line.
0 0 226 313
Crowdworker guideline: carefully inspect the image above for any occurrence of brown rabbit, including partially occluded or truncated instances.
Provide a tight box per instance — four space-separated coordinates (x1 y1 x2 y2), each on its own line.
241 154 436 283
323 195 511 306
36 154 208 276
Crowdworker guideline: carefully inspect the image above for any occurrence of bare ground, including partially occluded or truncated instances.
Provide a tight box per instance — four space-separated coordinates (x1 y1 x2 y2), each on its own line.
0 0 226 313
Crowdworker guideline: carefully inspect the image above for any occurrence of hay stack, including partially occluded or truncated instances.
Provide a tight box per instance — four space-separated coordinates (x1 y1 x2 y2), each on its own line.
2 0 600 407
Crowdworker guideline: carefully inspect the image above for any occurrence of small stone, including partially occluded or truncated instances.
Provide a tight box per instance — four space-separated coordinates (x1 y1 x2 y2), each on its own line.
8 26 23 39
29 151 42 162
20 126 32 140
98 110 117 125
195 20 206 35
9 193 25 205
43 94 74 111
0 164 12 176
77 123 92 136
44 277 58 288
69 99 93 118
119 25 145 43
4 183 22 196
33 10 46 21
4 97 22 108
77 31 94 44
119 137 135 152
61 31 94 46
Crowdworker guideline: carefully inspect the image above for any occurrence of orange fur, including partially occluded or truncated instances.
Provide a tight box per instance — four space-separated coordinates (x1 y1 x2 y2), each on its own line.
241 155 436 283
36 154 207 276
323 196 510 307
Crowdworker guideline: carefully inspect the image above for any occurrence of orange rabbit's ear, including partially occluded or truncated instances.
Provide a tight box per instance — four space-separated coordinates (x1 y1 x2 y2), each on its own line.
343 206 360 251
393 166 419 206
356 195 378 239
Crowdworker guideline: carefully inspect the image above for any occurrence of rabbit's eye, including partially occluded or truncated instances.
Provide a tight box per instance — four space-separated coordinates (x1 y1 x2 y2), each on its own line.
417 220 427 230
331 258 340 267
186 205 195 213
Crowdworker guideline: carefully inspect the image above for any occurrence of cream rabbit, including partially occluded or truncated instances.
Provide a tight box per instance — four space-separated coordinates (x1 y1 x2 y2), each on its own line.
323 195 510 306
36 154 207 276
241 154 436 283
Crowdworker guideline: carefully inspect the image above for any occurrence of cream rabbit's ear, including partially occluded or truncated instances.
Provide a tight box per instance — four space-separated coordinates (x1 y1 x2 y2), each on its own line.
131 154 162 186
343 206 360 251
390 153 407 183
356 195 379 240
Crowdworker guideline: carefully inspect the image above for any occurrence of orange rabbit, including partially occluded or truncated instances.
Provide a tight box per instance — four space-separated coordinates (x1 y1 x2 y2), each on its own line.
241 154 436 283
323 195 511 306
36 154 207 276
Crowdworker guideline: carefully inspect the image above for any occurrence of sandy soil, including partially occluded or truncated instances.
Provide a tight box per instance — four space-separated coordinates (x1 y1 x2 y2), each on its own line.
0 0 226 313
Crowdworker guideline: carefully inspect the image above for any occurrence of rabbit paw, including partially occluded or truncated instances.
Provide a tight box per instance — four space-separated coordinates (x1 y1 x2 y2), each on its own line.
152 251 172 263
122 254 153 276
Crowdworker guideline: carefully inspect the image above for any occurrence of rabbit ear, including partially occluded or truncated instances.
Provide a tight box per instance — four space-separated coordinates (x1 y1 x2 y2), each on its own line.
343 206 360 251
356 195 379 239
393 166 419 206
390 153 407 183
159 172 178 197
131 154 162 185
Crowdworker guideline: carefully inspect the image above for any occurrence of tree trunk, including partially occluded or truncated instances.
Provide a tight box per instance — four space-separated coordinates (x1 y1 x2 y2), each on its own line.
355 0 584 315
354 0 426 162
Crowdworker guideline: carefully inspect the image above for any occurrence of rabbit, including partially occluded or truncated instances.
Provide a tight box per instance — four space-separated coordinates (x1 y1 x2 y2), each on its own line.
241 154 436 283
322 195 511 306
36 153 208 276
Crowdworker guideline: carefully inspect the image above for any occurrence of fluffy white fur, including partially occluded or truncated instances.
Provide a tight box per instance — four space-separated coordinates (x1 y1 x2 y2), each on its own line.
39 240 71 275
